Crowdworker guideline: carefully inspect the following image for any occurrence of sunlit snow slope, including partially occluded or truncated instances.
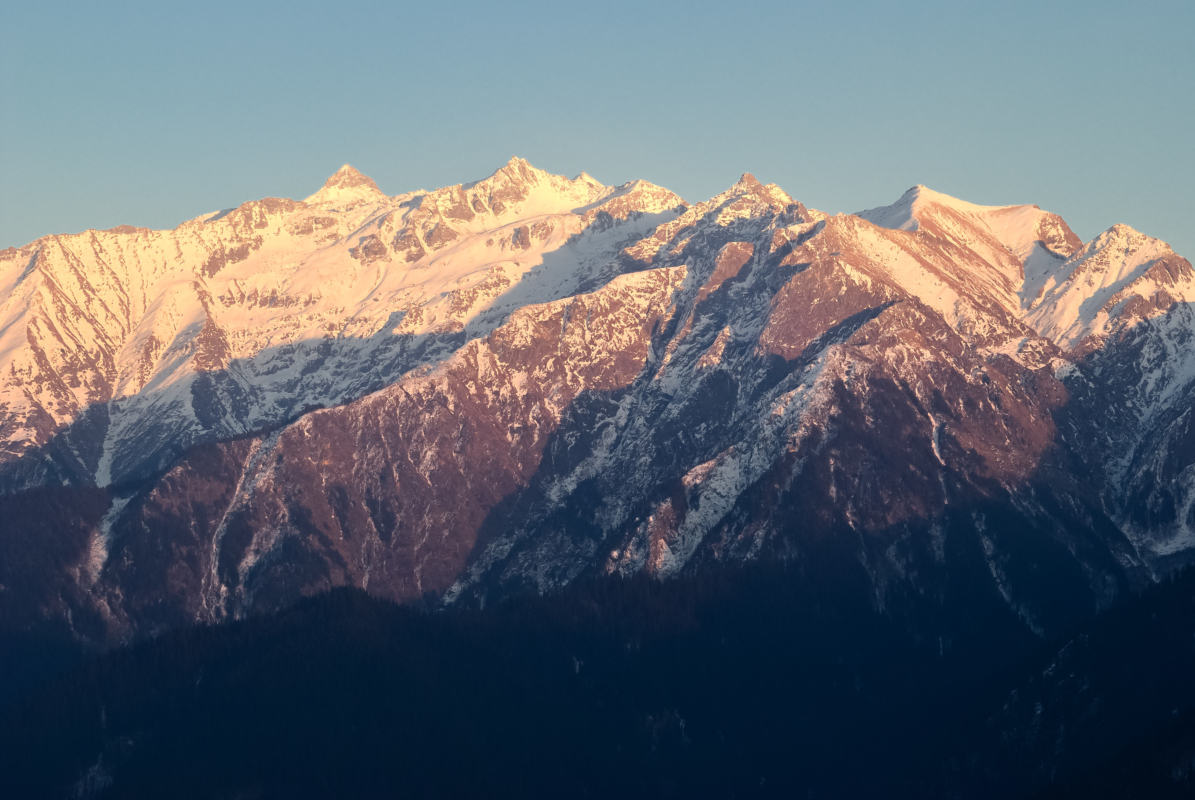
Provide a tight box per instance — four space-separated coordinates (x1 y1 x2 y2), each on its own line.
0 158 685 489
858 185 1195 565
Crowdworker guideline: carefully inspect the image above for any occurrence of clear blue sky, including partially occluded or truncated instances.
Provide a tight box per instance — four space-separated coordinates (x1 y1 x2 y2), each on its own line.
2 1 1192 257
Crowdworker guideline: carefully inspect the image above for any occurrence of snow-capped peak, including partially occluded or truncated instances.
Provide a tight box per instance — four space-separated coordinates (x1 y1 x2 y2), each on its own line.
304 164 386 208
857 185 1084 310
472 156 547 189
1025 222 1192 350
324 164 380 192
854 185 929 232
737 172 762 188
691 172 805 222
452 157 609 219
857 185 1078 258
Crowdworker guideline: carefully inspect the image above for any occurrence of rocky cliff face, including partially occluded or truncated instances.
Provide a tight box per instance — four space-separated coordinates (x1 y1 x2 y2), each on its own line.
2 160 1193 644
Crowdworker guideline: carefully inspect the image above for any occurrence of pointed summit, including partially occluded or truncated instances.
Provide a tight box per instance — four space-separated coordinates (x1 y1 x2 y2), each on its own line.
464 156 544 194
857 185 962 233
698 171 801 219
1025 221 1190 349
305 164 385 207
573 171 604 190
460 156 611 217
1102 222 1153 243
322 164 381 193
493 156 544 184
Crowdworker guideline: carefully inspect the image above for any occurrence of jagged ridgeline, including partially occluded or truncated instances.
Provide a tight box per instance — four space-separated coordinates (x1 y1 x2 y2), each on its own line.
1 158 1195 651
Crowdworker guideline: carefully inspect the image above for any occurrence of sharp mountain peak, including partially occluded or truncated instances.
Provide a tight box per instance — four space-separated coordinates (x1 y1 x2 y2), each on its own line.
322 164 381 192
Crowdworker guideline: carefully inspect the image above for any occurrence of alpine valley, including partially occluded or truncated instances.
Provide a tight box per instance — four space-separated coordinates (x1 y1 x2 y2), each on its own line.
3 159 1195 798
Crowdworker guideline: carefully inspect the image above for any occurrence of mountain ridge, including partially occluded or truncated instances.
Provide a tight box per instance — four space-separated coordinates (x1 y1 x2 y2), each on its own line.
0 158 686 492
1 159 1193 649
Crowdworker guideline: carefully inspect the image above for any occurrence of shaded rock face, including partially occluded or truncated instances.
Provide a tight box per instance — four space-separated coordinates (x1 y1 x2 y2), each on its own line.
82 268 686 638
1 165 1194 646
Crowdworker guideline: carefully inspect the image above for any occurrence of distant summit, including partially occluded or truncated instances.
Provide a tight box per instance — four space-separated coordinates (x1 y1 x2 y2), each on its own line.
322 164 381 192
304 164 385 207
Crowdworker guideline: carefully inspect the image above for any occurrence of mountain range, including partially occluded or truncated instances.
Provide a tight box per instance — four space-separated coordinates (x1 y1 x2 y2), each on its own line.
2 157 1194 651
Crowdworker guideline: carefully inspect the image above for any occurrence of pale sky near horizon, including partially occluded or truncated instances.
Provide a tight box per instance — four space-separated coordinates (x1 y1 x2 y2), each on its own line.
2 1 1192 257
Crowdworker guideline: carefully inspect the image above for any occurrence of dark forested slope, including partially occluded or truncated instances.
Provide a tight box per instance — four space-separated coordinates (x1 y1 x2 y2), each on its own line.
4 564 1194 799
